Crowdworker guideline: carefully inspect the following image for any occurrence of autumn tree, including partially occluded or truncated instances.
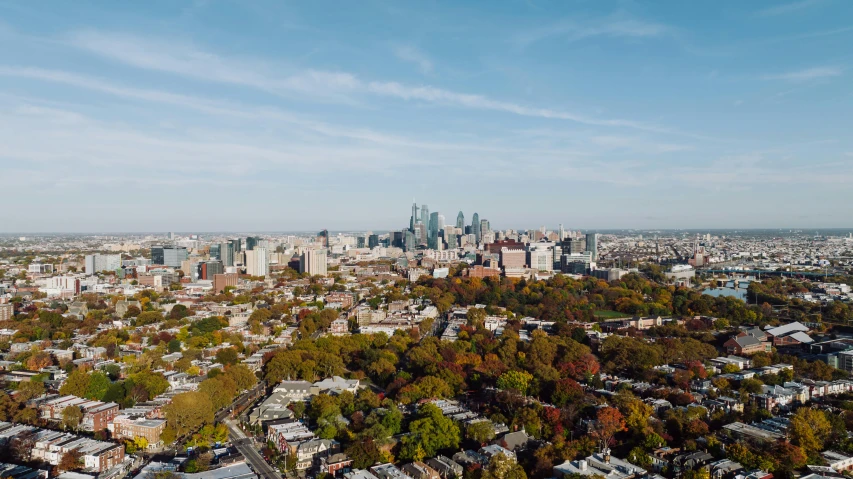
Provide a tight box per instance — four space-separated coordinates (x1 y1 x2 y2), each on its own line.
481 453 527 479
400 403 460 460
590 407 626 450
497 370 534 396
467 421 496 444
58 450 83 472
163 391 214 438
788 407 831 458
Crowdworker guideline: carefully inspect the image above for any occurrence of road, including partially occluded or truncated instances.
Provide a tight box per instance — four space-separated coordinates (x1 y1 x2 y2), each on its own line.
225 418 281 479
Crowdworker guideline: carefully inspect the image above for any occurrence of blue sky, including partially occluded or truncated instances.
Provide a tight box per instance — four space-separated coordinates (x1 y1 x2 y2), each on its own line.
1 0 851 232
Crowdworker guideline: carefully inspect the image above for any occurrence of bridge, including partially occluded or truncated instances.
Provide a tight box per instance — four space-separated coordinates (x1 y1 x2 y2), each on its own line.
701 269 833 278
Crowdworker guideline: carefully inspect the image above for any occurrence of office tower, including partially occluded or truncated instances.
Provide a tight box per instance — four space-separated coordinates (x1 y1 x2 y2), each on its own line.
437 214 445 230
210 244 220 260
300 249 328 277
229 238 242 254
456 211 465 229
84 254 121 275
368 234 379 249
151 246 188 268
480 219 490 236
472 213 480 242
446 231 457 249
168 232 175 240
428 212 439 249
421 204 429 228
319 230 329 248
560 237 587 255
404 230 416 252
245 248 269 277
392 231 404 248
357 236 366 248
199 260 224 280
415 223 427 246
559 224 565 241
586 233 598 261
246 236 260 251
219 242 235 266
411 201 419 231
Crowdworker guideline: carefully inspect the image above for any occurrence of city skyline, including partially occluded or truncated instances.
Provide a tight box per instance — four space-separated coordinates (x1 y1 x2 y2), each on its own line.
2 1 852 231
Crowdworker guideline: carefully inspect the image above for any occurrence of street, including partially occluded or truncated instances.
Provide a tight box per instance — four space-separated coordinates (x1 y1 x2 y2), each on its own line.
225 418 281 479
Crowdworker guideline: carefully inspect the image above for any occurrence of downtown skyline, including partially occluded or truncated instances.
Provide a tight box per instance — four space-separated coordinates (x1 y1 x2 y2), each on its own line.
1 1 852 232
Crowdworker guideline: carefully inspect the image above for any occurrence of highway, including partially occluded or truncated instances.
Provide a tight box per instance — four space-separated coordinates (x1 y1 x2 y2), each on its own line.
225 418 281 479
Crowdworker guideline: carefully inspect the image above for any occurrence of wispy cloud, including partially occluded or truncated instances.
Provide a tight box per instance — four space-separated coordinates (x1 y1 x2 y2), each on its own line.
756 0 823 17
393 45 433 74
63 30 679 134
511 16 668 48
762 66 843 82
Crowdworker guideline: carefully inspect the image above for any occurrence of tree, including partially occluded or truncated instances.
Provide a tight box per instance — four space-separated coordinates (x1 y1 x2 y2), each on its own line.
135 311 165 326
467 308 487 328
467 421 496 444
167 339 182 353
16 380 45 402
84 371 111 400
590 407 626 450
481 453 527 479
552 378 584 407
62 405 83 432
788 407 831 457
497 370 534 396
26 351 54 370
225 364 257 391
58 450 83 471
400 403 460 460
60 369 91 397
215 347 239 366
163 391 214 438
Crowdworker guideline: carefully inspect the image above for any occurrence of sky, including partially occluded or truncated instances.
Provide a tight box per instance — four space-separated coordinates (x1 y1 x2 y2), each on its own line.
1 0 852 233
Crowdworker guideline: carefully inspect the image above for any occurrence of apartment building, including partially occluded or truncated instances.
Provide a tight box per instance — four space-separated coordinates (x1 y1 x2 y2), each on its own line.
109 415 167 448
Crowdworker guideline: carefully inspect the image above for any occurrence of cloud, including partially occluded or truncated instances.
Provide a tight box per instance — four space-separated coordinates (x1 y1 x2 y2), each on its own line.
393 45 433 74
762 66 843 82
756 0 823 17
511 17 668 48
63 30 677 134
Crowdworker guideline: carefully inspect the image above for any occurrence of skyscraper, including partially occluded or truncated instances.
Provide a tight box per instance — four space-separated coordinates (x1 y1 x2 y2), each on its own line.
456 211 465 229
245 247 269 277
429 212 439 249
219 242 235 267
246 236 260 251
421 204 429 228
472 213 480 242
480 219 490 236
437 214 445 230
151 246 188 268
586 233 598 261
368 234 379 249
411 201 419 231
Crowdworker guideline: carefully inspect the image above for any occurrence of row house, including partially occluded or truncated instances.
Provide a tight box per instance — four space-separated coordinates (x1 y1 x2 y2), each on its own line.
30 429 124 473
39 395 119 432
752 385 796 411
296 438 338 470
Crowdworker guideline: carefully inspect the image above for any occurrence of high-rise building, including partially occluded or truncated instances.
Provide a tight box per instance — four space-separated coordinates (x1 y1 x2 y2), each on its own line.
229 239 242 254
411 201 419 231
472 213 480 243
392 231 404 248
245 248 269 277
246 236 261 251
437 214 445 230
300 249 328 277
199 261 224 280
428 212 440 249
357 236 366 248
404 230 416 252
560 237 587 255
209 244 220 260
219 242 235 267
586 233 598 261
446 231 457 249
421 204 429 229
84 254 121 275
151 246 188 268
368 234 379 249
480 219 490 237
456 211 465 229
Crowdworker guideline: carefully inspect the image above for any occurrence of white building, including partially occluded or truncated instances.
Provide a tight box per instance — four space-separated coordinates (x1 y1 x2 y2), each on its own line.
300 249 328 277
245 248 269 277
85 254 121 275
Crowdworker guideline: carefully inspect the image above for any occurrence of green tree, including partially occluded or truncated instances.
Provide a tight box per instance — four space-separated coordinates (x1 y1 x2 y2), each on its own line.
62 405 83 432
497 370 534 395
481 453 527 479
400 403 460 460
467 421 496 444
60 370 91 397
84 371 111 400
215 347 239 366
167 339 182 353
